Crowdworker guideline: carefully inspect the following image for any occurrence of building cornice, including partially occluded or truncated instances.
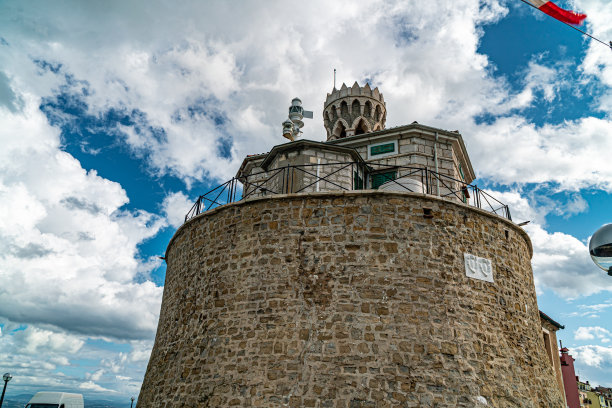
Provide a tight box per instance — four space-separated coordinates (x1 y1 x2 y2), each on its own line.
539 310 565 330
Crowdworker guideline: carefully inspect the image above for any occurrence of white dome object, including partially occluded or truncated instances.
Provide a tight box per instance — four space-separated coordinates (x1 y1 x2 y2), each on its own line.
589 223 612 275
379 177 424 193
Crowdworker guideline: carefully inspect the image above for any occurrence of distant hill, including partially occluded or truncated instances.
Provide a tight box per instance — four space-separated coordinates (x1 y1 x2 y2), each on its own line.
2 394 126 408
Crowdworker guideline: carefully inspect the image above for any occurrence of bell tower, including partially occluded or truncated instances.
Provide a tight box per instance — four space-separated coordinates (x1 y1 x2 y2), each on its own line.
323 81 386 141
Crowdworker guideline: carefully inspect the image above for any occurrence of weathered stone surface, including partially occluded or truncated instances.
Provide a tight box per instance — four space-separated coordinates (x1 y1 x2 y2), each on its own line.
138 191 564 407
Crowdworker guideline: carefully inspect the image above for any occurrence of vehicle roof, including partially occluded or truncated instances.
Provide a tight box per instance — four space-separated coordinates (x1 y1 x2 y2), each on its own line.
28 392 83 403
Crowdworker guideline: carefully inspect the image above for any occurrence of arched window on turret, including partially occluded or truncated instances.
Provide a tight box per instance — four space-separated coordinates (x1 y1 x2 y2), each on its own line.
331 106 338 120
355 119 368 135
333 121 347 139
340 101 349 117
375 105 382 122
324 111 331 126
351 99 361 116
364 101 372 117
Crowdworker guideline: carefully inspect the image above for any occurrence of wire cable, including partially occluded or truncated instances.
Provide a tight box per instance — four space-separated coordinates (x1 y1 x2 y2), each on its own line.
518 0 612 50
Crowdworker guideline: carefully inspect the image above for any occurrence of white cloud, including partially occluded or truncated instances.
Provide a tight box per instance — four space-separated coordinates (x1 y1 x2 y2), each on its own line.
79 380 116 393
0 89 162 390
468 116 612 191
570 302 612 318
488 190 543 224
528 223 612 297
571 344 612 387
0 0 515 186
13 326 84 355
161 191 193 229
87 369 105 382
575 326 612 341
485 190 611 297
576 0 612 110
0 93 165 340
573 345 612 368
128 340 153 363
1 0 609 195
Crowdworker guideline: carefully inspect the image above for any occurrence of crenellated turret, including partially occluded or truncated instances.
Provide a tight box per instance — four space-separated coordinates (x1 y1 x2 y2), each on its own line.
323 81 386 141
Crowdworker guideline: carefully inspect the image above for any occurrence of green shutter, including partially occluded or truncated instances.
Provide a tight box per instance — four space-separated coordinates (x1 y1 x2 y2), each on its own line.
370 143 395 156
458 163 465 181
371 171 396 189
354 171 363 190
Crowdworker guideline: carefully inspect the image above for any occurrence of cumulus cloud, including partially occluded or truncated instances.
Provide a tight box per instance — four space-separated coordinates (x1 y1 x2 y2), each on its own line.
161 191 193 229
572 344 612 387
468 116 612 190
569 302 612 319
576 0 612 110
527 223 612 297
573 345 612 368
0 0 513 185
2 0 610 193
485 190 611 297
83 369 106 383
14 326 84 355
0 94 165 340
79 381 116 393
575 326 612 342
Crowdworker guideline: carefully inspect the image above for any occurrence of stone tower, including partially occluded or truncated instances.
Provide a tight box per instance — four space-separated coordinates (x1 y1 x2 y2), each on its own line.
323 82 386 140
138 84 566 408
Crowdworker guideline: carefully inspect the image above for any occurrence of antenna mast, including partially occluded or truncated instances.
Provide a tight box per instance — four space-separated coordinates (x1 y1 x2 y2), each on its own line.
282 97 313 141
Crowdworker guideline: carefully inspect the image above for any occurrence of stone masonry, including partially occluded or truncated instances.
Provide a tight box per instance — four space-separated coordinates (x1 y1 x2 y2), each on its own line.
138 191 565 407
324 82 386 140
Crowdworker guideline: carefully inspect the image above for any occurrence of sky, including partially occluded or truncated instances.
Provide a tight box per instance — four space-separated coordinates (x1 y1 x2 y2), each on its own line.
0 0 611 403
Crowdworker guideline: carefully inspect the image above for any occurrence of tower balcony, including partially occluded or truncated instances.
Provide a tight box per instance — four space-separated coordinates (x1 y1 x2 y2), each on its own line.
184 161 511 223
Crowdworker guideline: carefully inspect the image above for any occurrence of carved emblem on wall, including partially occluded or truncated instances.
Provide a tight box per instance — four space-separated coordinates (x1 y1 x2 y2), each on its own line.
464 253 494 283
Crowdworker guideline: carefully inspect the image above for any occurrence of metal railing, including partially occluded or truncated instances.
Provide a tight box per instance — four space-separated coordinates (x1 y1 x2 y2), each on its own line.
185 162 511 222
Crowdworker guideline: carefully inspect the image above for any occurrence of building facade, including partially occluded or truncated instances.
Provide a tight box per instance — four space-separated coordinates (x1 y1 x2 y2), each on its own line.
561 347 582 408
138 83 565 407
540 311 566 407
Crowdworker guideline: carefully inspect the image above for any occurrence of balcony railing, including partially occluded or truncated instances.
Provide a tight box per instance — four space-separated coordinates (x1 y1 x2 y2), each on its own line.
185 162 511 222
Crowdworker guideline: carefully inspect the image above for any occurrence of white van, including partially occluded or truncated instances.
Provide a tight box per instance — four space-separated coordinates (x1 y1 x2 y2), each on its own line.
25 392 84 408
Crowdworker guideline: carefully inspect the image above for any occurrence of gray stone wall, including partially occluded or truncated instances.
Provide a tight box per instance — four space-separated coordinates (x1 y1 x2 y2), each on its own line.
139 192 564 407
359 136 464 198
324 83 386 140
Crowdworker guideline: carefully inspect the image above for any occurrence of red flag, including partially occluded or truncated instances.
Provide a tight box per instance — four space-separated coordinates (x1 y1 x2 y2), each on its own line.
526 0 587 25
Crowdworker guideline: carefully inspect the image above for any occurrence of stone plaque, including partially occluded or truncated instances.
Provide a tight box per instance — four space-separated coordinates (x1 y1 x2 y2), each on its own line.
464 253 494 283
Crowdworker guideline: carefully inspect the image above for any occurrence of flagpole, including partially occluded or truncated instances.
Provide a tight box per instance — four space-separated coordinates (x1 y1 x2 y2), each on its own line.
518 0 611 50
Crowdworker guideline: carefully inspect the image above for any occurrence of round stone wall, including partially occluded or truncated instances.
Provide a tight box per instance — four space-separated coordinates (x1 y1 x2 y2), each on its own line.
138 192 564 407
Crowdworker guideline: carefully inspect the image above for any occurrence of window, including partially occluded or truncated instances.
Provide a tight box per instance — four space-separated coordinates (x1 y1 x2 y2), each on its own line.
355 119 368 135
334 121 347 139
371 171 396 189
542 331 554 367
364 101 372 117
458 163 465 181
354 171 363 190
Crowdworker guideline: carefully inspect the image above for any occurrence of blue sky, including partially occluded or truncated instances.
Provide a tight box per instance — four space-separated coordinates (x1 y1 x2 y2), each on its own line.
0 0 611 403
